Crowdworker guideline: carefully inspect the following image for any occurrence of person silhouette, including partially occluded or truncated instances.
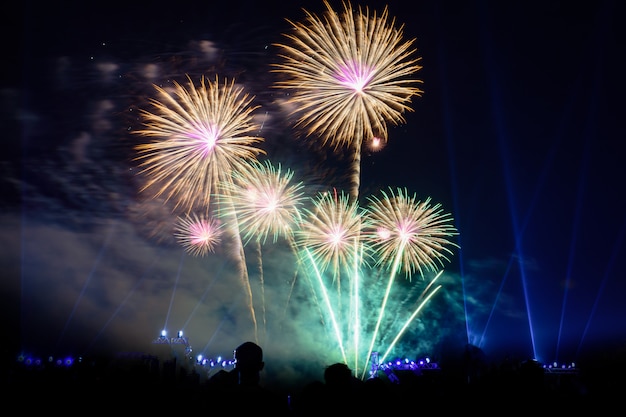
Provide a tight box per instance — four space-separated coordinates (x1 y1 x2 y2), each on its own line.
233 341 265 386
291 363 360 416
206 341 289 414
322 362 363 412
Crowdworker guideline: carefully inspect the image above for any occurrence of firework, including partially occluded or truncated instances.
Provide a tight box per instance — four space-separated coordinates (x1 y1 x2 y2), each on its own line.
364 187 459 279
174 213 223 257
133 75 266 212
218 160 307 342
222 159 306 245
127 4 456 371
134 74 265 341
366 136 386 153
295 189 367 278
295 189 368 369
355 189 458 377
273 0 423 201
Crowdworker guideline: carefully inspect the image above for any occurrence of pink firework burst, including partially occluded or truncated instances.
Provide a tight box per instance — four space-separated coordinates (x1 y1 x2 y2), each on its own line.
133 75 265 212
295 189 366 275
175 213 224 257
363 187 459 279
273 0 423 150
223 159 306 245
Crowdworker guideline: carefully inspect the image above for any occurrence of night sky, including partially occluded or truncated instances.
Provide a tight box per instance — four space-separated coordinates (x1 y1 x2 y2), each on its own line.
4 0 625 387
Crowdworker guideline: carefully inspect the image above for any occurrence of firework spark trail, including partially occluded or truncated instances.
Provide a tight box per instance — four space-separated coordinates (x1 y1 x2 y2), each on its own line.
292 234 370 367
133 75 266 339
375 270 444 374
350 241 365 375
220 159 306 339
281 235 308 320
358 187 458 374
284 240 327 334
294 189 367 340
362 239 405 378
291 185 459 374
236 228 258 342
304 247 348 365
294 189 366 312
253 240 266 344
350 143 362 204
273 0 423 202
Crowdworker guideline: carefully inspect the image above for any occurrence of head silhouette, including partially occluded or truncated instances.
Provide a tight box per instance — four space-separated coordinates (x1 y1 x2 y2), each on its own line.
324 362 353 389
234 341 264 385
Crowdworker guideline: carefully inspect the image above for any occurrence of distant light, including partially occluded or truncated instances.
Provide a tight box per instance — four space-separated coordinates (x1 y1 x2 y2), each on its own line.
161 330 167 338
178 330 183 338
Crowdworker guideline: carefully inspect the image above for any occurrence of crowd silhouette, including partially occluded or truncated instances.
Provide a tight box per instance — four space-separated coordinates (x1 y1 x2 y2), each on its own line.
204 341 290 414
5 341 624 412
